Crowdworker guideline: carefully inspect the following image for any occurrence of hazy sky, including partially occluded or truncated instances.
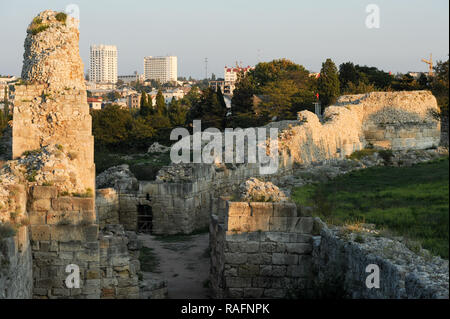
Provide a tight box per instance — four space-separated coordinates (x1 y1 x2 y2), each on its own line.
0 0 448 79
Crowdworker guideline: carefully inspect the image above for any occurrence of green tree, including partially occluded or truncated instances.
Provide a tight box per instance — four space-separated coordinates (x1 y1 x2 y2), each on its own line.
155 90 166 116
168 97 188 126
258 80 299 120
140 91 152 117
339 62 358 92
431 57 449 117
318 58 340 106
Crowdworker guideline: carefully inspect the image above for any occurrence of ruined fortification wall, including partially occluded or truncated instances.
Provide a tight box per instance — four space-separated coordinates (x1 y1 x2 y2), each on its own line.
313 228 449 299
210 200 317 298
139 91 440 235
0 226 33 299
210 201 449 299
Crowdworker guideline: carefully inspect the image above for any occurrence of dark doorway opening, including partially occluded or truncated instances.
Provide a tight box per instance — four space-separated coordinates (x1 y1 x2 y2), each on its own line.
137 204 153 233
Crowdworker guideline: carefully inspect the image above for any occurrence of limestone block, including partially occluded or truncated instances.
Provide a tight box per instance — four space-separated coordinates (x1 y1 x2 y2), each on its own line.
31 225 51 241
224 252 247 264
238 264 260 277
285 243 313 254
72 198 95 211
273 202 297 217
225 277 252 288
263 288 286 298
31 199 51 212
227 202 251 216
29 211 46 225
243 288 264 298
31 186 59 199
51 197 73 211
272 253 298 265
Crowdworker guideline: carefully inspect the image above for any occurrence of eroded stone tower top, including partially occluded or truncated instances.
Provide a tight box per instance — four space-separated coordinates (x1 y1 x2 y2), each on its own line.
21 10 85 90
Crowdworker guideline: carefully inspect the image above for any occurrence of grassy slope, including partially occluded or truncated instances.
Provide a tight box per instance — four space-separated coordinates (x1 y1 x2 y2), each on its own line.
292 157 449 258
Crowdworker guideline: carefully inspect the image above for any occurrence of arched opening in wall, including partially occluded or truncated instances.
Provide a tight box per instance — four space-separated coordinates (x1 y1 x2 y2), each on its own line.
137 204 153 233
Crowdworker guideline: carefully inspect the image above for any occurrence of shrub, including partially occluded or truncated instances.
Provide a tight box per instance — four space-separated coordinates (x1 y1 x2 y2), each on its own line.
55 12 67 23
30 24 49 35
347 148 377 160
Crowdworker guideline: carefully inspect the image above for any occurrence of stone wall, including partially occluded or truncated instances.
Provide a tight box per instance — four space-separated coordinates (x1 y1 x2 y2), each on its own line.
210 200 316 299
312 227 449 299
0 226 33 299
99 225 140 299
140 91 441 236
29 185 101 299
96 188 119 228
210 200 449 299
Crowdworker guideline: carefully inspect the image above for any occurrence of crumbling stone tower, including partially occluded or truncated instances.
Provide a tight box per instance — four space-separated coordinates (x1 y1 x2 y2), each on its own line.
13 10 94 191
11 10 99 298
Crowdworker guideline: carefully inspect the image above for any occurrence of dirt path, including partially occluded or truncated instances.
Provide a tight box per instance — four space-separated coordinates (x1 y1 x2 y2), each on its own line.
138 232 211 299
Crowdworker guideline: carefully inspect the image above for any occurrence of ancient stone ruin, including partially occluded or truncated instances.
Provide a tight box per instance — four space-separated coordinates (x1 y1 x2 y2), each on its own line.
0 10 448 300
0 10 144 299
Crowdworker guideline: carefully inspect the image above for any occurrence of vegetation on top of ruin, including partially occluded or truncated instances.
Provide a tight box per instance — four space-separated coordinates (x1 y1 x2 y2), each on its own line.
292 156 449 259
55 12 67 24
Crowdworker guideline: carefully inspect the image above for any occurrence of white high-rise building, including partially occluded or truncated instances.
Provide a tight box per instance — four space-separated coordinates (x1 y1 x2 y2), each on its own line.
144 56 177 84
89 45 118 84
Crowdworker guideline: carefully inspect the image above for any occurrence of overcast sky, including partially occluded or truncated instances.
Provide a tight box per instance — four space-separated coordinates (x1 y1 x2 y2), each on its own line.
0 0 448 79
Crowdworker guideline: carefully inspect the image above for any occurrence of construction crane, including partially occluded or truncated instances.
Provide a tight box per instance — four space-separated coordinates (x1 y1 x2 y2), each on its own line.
421 53 434 77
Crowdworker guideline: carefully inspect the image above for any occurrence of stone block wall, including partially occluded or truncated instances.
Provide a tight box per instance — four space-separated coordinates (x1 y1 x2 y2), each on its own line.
96 188 119 228
312 228 449 299
99 225 140 299
0 226 33 299
28 185 101 299
210 200 316 299
142 161 294 235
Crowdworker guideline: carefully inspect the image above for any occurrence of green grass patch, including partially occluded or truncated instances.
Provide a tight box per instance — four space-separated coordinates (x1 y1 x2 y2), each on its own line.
139 247 160 273
292 157 449 259
95 149 171 180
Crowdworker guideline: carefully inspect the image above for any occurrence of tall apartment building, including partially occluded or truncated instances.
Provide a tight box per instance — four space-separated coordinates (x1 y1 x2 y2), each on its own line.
144 56 177 84
89 45 118 84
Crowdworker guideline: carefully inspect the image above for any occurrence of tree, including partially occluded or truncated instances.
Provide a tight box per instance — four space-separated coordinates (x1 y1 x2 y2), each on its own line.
187 87 227 130
258 80 299 120
339 62 358 92
168 97 188 126
140 91 152 117
318 58 340 106
155 90 166 116
431 56 449 117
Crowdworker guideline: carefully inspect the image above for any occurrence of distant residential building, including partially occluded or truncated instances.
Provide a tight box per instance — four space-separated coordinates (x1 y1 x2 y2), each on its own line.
144 56 177 84
118 73 144 84
87 97 103 110
148 88 185 105
210 65 254 96
89 45 118 84
127 93 141 109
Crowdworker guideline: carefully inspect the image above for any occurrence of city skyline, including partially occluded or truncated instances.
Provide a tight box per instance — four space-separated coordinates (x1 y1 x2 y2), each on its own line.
0 0 449 79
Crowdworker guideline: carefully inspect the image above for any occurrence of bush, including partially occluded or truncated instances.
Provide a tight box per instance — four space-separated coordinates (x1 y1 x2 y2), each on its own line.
348 148 377 160
30 24 49 35
55 12 67 23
